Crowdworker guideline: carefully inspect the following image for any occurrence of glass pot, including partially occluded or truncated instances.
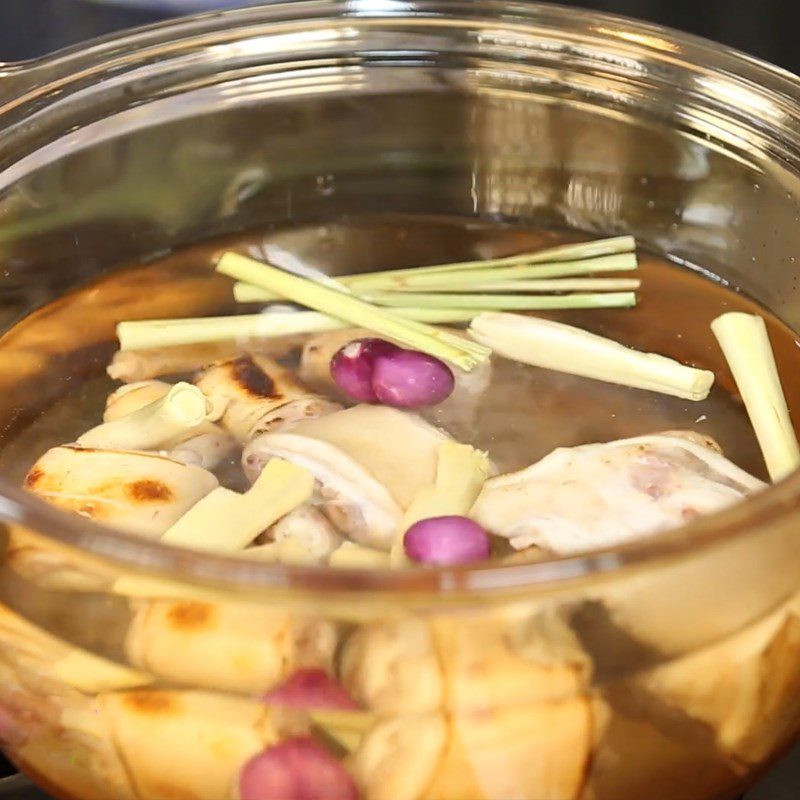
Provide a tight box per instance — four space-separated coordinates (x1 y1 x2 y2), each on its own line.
1 3 800 799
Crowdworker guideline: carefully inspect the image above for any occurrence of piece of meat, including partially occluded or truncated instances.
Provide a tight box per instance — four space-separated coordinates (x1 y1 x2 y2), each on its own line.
195 354 341 443
242 405 451 549
268 506 343 563
471 432 765 555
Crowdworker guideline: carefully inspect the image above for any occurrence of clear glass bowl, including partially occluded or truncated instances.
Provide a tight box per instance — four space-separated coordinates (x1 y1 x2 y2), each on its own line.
2 3 800 799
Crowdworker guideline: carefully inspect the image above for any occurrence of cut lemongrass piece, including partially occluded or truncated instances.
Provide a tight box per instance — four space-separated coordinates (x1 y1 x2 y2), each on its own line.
390 278 642 294
216 252 489 371
117 309 480 351
347 252 638 292
368 291 637 311
161 458 314 552
77 382 210 449
310 709 375 753
470 312 714 401
711 312 800 481
401 441 493 531
391 442 493 567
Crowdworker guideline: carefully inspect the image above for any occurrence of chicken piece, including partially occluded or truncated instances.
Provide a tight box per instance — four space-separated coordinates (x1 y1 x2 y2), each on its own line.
269 506 343 563
349 699 592 800
423 699 592 800
125 599 337 695
341 619 444 715
243 405 451 548
632 600 800 766
472 432 765 555
299 327 492 437
349 713 448 800
24 446 219 537
341 610 585 717
195 353 341 443
104 380 237 469
106 336 309 383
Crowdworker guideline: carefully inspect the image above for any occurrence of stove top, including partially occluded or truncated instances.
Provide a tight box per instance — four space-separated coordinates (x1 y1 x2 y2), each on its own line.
1 1 799 798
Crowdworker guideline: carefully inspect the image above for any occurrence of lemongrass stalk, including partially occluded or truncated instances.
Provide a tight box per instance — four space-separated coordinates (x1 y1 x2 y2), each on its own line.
216 251 490 371
233 236 637 303
161 458 314 552
118 308 480 351
347 252 638 292
77 382 210 449
711 312 800 481
386 277 642 294
470 312 715 401
368 291 637 311
54 651 154 693
328 541 391 568
348 235 636 283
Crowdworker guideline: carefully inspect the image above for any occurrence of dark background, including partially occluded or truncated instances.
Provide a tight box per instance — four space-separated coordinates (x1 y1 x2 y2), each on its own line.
0 0 799 798
0 0 797 73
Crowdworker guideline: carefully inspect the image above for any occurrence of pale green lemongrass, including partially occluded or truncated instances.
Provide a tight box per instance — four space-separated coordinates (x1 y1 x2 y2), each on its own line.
346 235 636 286
367 291 637 311
77 382 210 449
117 308 480 351
346 252 638 292
216 251 490 371
470 312 715 401
711 312 800 481
232 237 637 301
384 277 642 294
161 458 314 552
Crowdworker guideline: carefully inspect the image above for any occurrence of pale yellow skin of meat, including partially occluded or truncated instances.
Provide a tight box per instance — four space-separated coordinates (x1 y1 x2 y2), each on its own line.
244 405 452 549
471 432 765 555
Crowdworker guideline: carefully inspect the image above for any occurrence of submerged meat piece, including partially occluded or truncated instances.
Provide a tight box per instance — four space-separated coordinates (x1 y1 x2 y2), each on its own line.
345 613 592 800
243 405 451 548
300 327 491 437
104 380 237 469
24 446 218 537
472 432 765 555
269 506 343 563
195 354 341 443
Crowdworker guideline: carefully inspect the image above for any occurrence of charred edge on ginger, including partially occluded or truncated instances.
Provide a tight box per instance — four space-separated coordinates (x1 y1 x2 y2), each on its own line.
229 355 277 398
165 601 215 631
126 480 173 503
